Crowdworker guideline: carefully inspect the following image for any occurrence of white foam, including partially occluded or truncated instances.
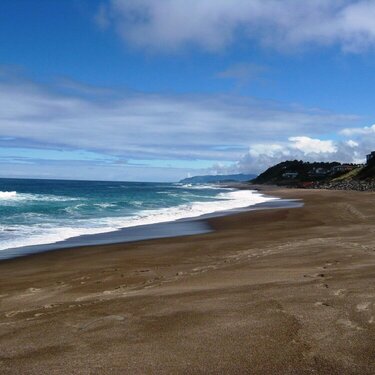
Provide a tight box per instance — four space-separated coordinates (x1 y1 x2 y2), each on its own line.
177 183 225 190
0 191 17 200
94 203 116 209
63 204 87 214
0 191 79 204
0 189 277 251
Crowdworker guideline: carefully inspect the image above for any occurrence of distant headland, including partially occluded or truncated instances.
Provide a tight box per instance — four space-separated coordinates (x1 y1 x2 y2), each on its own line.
179 173 256 184
251 151 375 191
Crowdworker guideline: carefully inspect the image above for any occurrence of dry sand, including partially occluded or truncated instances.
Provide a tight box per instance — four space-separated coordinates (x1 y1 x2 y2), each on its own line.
1 188 375 374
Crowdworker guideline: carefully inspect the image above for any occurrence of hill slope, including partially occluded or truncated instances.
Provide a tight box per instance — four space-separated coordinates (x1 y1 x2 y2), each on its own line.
251 159 375 191
252 160 340 185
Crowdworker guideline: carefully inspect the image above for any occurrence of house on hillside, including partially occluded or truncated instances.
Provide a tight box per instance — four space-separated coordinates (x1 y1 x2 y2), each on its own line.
308 167 329 178
282 172 298 179
331 164 356 174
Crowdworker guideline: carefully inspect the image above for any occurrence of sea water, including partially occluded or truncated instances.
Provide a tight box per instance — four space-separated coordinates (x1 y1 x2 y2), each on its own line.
0 178 276 254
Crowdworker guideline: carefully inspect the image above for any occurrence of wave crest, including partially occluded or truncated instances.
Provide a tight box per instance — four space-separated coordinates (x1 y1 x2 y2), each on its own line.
0 191 17 200
0 191 79 203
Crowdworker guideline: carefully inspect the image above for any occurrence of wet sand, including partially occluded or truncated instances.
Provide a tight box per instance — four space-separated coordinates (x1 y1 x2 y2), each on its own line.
1 188 375 374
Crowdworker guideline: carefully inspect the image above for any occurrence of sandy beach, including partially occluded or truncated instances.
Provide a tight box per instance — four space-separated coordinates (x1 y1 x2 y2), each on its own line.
1 188 375 374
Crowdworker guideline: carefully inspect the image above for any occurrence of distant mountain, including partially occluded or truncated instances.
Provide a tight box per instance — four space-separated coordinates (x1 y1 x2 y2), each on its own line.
179 173 256 184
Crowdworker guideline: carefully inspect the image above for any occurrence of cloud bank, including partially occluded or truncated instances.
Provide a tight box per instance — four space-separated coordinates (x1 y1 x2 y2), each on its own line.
0 75 355 163
0 73 373 180
99 0 375 52
222 132 375 175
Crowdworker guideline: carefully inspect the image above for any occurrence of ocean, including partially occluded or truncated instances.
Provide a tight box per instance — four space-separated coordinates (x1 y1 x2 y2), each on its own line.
0 178 276 257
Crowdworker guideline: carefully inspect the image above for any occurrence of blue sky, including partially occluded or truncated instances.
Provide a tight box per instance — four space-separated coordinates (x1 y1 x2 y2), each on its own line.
1 0 375 181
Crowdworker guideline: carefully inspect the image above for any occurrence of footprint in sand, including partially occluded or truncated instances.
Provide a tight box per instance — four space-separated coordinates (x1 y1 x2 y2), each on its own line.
337 318 364 331
28 287 41 293
79 315 125 331
356 302 371 312
333 289 346 297
5 311 19 318
314 301 330 307
43 303 60 309
192 265 217 273
304 273 327 280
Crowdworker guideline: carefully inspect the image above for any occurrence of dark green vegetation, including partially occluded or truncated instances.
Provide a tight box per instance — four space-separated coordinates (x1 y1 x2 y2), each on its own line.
252 160 340 185
251 160 371 188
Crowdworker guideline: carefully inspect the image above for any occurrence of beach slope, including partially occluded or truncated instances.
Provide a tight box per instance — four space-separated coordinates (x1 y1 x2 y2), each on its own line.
1 189 375 374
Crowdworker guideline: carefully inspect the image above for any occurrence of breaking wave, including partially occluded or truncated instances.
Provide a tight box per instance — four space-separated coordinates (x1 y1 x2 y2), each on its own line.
0 191 79 203
0 188 277 252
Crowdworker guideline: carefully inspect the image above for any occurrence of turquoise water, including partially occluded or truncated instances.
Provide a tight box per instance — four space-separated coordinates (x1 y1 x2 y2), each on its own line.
0 178 275 253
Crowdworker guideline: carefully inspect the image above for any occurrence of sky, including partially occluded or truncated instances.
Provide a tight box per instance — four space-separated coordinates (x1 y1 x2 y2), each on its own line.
1 0 375 181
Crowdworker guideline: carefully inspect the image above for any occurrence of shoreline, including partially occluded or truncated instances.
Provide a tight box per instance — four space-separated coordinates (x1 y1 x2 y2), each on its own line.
1 188 375 374
0 186 300 261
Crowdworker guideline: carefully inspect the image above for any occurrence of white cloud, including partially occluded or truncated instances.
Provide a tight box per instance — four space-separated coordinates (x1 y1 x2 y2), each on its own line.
341 123 375 136
248 143 290 158
288 136 337 154
100 0 375 52
346 139 359 147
